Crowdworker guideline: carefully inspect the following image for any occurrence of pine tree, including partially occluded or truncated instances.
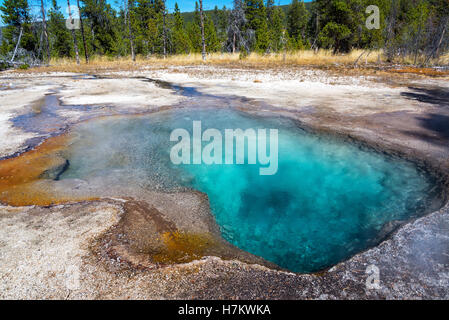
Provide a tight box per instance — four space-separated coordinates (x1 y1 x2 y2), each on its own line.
383 0 448 63
427 0 449 60
212 5 229 48
77 0 88 63
266 0 274 21
187 2 203 52
172 3 191 54
0 0 445 64
48 0 72 58
204 14 220 53
133 0 158 55
81 0 119 56
244 0 269 52
316 0 362 53
287 0 309 48
39 0 50 63
67 0 80 64
405 0 431 64
227 0 250 53
268 7 285 52
199 0 206 60
66 0 80 64
125 0 136 60
0 0 36 59
359 0 389 50
187 2 219 55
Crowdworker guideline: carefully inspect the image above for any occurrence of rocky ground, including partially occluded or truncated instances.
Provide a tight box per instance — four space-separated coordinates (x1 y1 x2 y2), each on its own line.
0 65 448 299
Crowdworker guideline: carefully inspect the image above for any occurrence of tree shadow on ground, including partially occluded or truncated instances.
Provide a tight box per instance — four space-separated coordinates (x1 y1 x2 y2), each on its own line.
401 87 449 107
401 113 449 146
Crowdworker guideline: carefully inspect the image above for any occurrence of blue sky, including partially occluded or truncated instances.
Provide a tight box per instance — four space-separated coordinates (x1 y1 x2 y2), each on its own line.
1 0 312 24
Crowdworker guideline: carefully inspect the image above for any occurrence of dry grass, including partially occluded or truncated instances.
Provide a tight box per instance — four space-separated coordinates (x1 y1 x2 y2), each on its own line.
10 49 447 76
147 49 383 66
439 52 449 65
389 51 449 67
20 50 382 73
245 49 383 65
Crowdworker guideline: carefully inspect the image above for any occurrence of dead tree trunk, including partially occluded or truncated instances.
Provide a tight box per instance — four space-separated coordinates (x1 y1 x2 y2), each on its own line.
424 19 447 66
126 0 135 61
414 25 422 65
434 20 447 59
199 0 206 61
11 26 23 62
67 0 80 65
37 27 44 58
163 3 167 58
354 50 364 67
77 0 89 63
40 0 50 64
313 13 319 53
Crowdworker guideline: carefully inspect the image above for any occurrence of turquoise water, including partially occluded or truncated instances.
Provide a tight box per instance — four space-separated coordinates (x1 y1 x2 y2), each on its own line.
60 108 435 272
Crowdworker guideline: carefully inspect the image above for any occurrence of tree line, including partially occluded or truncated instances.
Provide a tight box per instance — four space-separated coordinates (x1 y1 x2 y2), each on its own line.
0 0 448 66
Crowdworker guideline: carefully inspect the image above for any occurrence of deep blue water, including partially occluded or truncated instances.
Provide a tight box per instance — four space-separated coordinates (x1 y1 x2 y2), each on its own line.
60 108 434 272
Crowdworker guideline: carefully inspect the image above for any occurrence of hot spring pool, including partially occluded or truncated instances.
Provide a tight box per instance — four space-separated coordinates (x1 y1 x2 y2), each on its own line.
59 108 436 272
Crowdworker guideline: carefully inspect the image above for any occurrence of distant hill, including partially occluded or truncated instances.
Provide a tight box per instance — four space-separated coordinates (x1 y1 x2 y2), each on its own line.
181 2 313 24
